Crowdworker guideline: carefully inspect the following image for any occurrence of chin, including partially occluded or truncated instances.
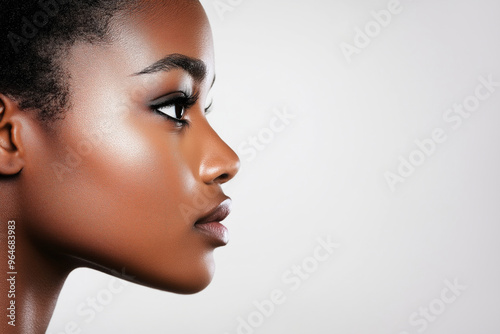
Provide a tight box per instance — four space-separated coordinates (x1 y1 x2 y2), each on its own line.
173 278 213 295
154 271 215 295
127 255 217 295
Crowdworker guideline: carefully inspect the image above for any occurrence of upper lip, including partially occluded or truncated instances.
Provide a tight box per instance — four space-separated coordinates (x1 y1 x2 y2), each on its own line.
195 198 232 225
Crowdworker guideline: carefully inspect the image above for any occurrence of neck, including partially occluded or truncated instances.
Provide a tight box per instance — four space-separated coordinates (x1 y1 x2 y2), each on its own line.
1 218 70 334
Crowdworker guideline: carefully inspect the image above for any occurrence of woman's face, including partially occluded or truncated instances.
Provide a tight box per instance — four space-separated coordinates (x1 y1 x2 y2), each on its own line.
18 0 240 293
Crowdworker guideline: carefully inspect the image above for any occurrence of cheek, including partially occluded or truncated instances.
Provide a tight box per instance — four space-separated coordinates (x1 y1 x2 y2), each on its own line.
20 115 213 291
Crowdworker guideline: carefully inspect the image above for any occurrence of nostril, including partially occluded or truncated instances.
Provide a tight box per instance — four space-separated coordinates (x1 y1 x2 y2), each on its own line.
215 173 230 183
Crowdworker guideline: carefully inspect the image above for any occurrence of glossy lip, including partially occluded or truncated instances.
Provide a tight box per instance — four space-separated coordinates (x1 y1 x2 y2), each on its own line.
194 198 232 246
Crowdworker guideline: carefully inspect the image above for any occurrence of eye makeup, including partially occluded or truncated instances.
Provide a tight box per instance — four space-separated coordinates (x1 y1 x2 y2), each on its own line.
149 91 199 126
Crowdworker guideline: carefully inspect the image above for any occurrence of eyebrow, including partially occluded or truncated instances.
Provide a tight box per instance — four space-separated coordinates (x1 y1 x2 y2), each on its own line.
133 53 207 81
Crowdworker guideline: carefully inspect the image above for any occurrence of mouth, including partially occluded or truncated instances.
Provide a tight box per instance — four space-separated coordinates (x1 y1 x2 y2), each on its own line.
194 198 232 246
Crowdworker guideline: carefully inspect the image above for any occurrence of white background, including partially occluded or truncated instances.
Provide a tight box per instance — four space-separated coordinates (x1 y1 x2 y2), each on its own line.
48 0 500 333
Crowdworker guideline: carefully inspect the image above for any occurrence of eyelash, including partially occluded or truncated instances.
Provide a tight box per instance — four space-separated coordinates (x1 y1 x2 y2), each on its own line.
150 91 212 127
150 92 197 126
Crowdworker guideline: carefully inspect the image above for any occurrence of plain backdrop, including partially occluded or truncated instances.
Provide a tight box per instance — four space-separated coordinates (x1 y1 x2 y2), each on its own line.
48 0 500 333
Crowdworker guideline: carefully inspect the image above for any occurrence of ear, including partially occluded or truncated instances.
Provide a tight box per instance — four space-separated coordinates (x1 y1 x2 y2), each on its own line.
0 94 25 175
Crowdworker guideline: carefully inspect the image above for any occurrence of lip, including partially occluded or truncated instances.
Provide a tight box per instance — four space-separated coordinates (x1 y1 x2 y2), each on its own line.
194 198 232 246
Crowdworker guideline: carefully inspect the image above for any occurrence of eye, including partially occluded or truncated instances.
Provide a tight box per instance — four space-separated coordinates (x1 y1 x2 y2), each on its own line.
157 102 185 121
150 92 197 125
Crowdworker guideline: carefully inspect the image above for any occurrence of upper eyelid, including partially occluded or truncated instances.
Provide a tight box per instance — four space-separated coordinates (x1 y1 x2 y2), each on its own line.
149 91 200 125
150 93 198 116
149 89 213 119
149 91 188 107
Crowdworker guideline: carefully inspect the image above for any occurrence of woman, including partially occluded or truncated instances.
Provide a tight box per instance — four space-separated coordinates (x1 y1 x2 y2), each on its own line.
0 0 240 332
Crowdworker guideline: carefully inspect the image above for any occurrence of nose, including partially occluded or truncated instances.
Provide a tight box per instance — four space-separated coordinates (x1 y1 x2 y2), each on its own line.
197 123 240 185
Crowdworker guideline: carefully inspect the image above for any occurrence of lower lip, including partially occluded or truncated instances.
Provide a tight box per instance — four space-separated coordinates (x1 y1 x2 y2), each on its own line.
194 222 229 245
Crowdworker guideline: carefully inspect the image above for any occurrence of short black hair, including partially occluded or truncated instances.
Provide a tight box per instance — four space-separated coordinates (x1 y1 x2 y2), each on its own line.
0 0 131 122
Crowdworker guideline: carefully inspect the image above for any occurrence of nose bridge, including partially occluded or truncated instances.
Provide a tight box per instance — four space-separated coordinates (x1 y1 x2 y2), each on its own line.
192 117 240 185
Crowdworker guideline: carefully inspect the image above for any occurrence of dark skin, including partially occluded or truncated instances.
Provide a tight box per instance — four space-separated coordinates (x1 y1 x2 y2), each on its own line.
0 1 240 333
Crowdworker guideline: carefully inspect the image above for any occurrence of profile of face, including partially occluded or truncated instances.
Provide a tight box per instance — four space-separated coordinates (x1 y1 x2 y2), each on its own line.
3 0 240 296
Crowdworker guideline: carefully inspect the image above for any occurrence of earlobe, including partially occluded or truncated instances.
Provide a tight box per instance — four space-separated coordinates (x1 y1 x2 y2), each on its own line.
0 95 25 176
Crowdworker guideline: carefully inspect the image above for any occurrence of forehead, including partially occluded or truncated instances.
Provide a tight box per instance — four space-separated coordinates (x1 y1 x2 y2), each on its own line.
109 0 214 74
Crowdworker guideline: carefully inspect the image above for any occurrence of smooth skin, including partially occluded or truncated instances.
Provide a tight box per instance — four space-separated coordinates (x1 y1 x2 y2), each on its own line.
0 1 240 333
